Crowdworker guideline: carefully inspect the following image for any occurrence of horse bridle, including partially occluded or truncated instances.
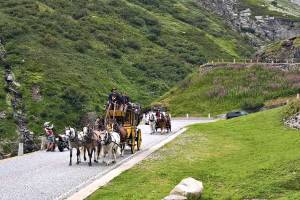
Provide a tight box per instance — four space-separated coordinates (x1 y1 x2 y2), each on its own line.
100 131 120 147
66 128 77 142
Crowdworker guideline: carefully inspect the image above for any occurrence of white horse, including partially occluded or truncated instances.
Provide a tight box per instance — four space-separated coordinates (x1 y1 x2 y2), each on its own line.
149 114 156 134
65 127 84 166
99 131 121 165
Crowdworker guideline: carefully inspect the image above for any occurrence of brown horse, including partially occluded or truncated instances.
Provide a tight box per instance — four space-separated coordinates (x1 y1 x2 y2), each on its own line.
155 115 167 134
113 122 127 156
82 126 99 166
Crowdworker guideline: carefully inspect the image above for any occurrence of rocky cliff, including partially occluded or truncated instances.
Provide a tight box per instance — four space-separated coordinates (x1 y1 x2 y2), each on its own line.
196 0 300 46
256 36 300 62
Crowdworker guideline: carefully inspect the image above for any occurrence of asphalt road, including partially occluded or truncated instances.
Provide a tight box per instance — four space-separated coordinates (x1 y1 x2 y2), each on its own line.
0 119 212 200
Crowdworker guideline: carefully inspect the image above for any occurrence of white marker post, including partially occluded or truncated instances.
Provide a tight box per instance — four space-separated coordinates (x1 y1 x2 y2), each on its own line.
18 143 24 156
186 114 189 119
297 93 300 100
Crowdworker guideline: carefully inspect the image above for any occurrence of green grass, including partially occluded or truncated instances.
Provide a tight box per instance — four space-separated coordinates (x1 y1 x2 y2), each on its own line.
88 108 300 199
159 65 300 116
0 0 253 136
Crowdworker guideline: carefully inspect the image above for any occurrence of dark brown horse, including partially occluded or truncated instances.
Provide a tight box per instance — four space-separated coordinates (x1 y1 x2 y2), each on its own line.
156 115 167 134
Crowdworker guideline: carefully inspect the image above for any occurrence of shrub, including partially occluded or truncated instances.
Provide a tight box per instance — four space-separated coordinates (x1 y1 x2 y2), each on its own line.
130 17 145 27
240 98 264 111
282 100 300 120
61 88 87 110
72 8 88 20
108 49 122 59
124 40 141 50
74 40 91 53
41 34 58 48
147 33 159 42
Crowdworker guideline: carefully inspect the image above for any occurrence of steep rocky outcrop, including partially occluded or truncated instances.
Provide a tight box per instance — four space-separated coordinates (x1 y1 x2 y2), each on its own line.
256 36 300 62
196 0 300 46
0 39 38 156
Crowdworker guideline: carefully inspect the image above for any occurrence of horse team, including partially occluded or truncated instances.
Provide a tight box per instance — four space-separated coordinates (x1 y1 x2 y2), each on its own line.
65 124 122 166
148 111 171 134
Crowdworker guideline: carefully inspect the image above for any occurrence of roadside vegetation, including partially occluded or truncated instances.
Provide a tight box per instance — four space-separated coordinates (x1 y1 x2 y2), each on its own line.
0 0 253 135
159 65 300 116
88 108 300 199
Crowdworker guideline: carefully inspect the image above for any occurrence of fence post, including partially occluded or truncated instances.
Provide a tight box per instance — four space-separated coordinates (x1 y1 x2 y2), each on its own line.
208 113 211 119
186 113 189 119
297 93 300 99
18 143 24 156
233 58 236 64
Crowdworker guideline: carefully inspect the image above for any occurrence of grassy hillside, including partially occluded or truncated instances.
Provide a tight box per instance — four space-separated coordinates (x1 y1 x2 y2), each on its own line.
88 108 300 199
159 65 300 116
240 0 300 17
0 0 252 135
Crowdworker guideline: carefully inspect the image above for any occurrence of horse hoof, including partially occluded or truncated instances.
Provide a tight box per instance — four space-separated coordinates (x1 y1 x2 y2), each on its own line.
94 160 98 163
69 163 72 166
88 163 92 167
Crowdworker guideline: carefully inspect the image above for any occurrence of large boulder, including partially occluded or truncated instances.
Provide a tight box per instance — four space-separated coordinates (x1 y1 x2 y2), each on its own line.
169 177 203 200
164 194 187 200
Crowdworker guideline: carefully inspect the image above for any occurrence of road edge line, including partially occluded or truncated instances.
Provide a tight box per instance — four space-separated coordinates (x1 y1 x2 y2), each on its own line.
66 128 187 200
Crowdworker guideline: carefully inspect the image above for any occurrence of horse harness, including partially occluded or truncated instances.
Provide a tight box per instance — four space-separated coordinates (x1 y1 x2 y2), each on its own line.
101 132 121 148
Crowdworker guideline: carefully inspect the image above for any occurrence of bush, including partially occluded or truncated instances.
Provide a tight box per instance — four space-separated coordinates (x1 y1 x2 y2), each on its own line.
108 49 122 59
241 98 264 111
74 40 91 53
41 34 58 48
61 88 87 110
282 100 300 120
72 8 88 20
130 17 145 27
124 40 141 50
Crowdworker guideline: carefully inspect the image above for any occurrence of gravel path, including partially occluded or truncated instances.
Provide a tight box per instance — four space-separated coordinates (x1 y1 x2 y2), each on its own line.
0 119 212 200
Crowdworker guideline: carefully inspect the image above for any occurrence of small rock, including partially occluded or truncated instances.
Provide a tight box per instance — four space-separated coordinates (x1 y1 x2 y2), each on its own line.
164 194 187 200
170 177 204 199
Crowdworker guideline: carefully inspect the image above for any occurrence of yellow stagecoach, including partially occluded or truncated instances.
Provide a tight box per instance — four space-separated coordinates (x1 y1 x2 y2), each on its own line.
105 102 142 154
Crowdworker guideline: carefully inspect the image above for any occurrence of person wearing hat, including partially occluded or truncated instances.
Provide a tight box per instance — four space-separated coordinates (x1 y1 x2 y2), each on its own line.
43 122 55 152
108 87 122 109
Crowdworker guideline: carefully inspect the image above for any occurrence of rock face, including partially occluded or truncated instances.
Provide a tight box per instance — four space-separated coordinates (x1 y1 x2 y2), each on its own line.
196 0 300 46
168 177 204 200
256 37 300 62
284 113 300 129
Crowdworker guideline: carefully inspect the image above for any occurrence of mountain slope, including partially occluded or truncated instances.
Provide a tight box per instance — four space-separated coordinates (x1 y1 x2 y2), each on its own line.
0 0 252 151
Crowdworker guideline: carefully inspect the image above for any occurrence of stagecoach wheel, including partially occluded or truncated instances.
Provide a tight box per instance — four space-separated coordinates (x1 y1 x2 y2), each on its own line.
58 141 64 152
136 129 142 151
130 129 136 154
